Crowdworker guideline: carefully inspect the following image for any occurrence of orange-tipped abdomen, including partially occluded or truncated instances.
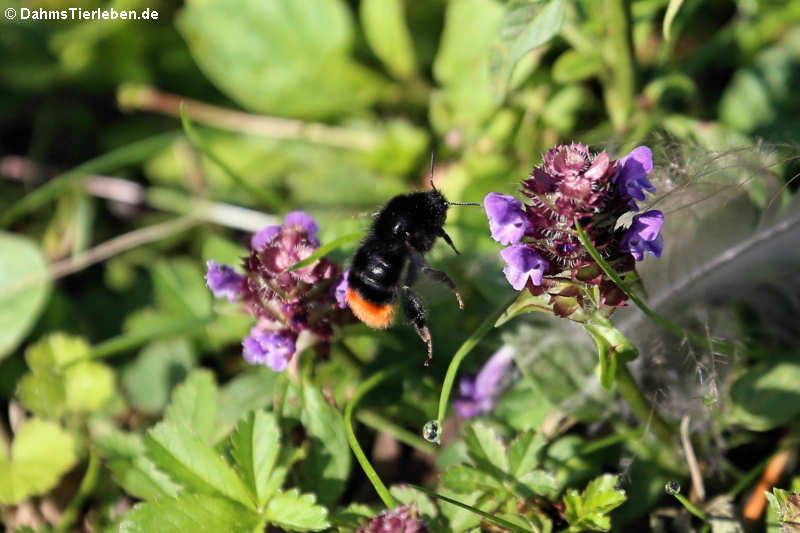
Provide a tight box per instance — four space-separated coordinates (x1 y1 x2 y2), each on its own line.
346 288 395 329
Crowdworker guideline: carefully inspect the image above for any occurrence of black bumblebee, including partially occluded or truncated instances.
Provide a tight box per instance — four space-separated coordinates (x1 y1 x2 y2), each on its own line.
345 156 477 365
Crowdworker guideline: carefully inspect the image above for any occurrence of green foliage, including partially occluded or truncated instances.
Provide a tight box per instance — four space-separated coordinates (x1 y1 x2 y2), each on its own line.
730 360 800 431
17 332 115 417
0 418 77 504
563 474 627 532
360 0 418 80
177 0 384 119
298 383 352 505
767 488 800 532
0 233 51 361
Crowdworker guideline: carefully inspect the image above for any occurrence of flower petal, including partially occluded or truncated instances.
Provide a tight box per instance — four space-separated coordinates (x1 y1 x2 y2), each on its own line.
205 260 244 302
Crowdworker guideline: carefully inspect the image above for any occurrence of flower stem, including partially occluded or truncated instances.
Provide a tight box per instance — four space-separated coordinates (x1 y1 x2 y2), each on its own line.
345 364 415 508
436 294 518 425
574 220 737 356
603 0 637 133
56 448 100 532
615 364 675 444
356 409 437 456
671 492 708 522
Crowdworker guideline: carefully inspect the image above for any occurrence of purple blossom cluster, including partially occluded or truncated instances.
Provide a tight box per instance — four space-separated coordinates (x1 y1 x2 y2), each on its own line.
206 211 352 372
356 504 428 533
484 143 664 315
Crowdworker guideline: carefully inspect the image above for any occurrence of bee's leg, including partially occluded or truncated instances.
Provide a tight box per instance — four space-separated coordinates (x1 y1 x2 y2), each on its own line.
401 285 433 366
407 247 464 309
421 267 464 309
438 229 461 255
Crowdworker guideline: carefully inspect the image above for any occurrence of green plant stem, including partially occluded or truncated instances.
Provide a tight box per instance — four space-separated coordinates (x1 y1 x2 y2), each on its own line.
179 103 283 211
603 0 636 133
574 220 736 356
56 449 100 532
87 316 215 361
0 131 178 228
408 485 531 533
672 492 708 522
345 364 416 508
356 410 437 456
436 294 518 425
615 364 675 444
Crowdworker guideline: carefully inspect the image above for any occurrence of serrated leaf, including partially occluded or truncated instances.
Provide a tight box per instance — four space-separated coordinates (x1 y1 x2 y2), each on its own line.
330 502 376 530
508 430 546 478
165 369 218 442
215 367 278 442
563 474 626 532
230 410 281 509
489 0 566 98
119 494 260 533
360 0 417 80
64 361 115 412
441 465 505 494
122 338 196 415
463 422 509 475
145 422 254 509
0 419 76 504
95 428 180 501
265 489 330 531
0 232 51 361
299 384 351 505
177 0 384 119
518 469 558 496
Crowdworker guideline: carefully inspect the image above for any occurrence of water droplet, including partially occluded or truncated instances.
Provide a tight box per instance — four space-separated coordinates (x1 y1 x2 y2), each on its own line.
665 481 681 495
422 420 441 444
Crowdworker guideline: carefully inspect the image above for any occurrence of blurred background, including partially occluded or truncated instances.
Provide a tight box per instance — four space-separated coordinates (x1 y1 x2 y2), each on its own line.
1 0 800 531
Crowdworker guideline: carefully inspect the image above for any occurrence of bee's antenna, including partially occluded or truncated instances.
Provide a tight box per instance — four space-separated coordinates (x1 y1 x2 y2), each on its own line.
429 151 437 191
447 201 481 206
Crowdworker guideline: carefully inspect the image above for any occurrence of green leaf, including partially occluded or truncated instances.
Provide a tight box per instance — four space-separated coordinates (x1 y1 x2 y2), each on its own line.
552 49 603 83
119 494 260 533
95 428 180 501
215 368 278 442
264 489 330 531
121 339 196 415
0 233 51 361
151 259 212 319
0 419 77 504
389 485 439 521
463 422 509 475
230 410 281 509
441 464 505 494
17 332 114 417
563 474 626 532
507 430 546 478
360 0 417 80
145 422 255 509
719 69 775 133
489 0 566 98
164 369 218 443
299 383 351 505
730 360 800 431
432 0 504 135
177 0 384 119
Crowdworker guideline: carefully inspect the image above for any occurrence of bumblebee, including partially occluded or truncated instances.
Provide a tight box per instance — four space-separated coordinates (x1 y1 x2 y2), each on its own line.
346 157 477 366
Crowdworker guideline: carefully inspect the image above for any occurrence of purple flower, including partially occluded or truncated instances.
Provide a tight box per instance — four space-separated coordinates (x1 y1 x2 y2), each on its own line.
251 225 281 250
614 146 655 206
242 328 296 372
622 210 664 261
454 346 515 418
484 192 533 245
205 260 244 302
335 269 349 309
357 504 428 533
284 211 319 246
500 245 549 290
